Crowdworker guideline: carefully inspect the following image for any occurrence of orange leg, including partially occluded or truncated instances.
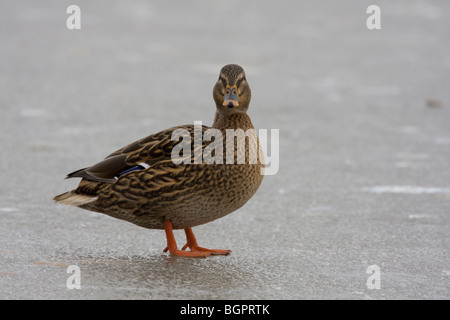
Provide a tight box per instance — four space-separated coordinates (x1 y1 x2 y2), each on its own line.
163 221 231 257
163 220 211 258
181 227 231 255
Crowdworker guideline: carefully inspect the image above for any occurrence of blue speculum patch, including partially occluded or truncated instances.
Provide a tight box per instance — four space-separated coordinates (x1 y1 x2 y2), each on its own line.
117 165 145 177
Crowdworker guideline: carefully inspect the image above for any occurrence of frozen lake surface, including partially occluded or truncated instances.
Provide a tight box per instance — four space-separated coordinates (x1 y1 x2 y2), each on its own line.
1 0 449 299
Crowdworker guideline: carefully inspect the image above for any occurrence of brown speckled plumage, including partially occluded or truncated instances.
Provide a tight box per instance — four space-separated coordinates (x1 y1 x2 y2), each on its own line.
54 64 264 257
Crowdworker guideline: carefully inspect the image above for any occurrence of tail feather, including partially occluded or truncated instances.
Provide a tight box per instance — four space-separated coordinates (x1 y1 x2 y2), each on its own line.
53 191 97 207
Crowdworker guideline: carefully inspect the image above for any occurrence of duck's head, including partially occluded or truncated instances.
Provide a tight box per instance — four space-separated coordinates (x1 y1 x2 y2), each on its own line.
213 64 251 115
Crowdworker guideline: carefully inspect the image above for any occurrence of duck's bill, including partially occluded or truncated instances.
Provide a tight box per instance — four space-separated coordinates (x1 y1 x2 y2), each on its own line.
223 99 239 108
223 85 239 108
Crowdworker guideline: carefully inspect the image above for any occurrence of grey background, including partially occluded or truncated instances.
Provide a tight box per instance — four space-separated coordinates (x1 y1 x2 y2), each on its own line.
1 0 449 299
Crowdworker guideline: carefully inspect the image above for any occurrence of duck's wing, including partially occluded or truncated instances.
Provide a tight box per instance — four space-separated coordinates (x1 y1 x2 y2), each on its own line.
54 124 209 206
65 124 209 184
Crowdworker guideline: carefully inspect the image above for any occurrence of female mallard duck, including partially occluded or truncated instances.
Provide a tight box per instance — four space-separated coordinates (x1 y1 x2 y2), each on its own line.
54 64 264 257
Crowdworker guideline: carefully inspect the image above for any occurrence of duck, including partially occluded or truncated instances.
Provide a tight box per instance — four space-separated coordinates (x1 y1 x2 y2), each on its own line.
54 64 265 257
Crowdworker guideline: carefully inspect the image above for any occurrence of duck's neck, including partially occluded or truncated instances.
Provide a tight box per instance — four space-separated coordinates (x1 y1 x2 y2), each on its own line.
212 111 255 131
